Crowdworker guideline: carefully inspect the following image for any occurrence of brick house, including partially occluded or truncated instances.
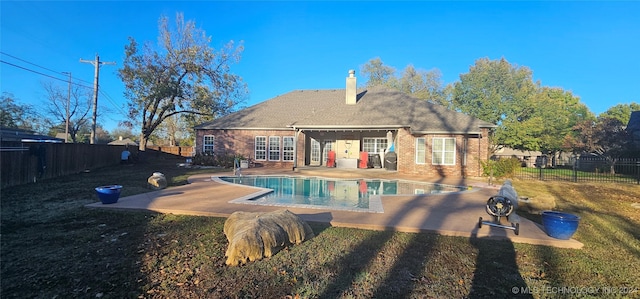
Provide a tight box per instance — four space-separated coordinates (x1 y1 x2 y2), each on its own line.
194 70 495 177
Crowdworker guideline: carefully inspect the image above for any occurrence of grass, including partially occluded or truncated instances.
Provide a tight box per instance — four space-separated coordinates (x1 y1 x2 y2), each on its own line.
1 157 639 298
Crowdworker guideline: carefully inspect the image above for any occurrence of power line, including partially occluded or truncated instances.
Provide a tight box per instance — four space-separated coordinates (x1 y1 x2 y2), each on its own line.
0 59 93 90
1 51 66 76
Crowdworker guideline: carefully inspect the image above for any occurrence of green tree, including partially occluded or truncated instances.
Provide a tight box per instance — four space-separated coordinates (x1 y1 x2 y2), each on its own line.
0 92 45 132
452 58 539 154
118 12 247 151
360 57 396 88
360 59 450 107
497 87 594 156
598 102 640 125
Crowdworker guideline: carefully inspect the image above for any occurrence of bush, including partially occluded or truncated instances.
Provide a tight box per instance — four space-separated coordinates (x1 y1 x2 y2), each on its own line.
191 153 248 168
481 157 521 179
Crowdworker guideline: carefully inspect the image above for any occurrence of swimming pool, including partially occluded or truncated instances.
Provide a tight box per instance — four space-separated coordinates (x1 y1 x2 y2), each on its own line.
215 175 470 213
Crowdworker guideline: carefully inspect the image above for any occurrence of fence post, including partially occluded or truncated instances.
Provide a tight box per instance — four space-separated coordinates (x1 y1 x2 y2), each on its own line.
573 157 578 182
636 161 640 185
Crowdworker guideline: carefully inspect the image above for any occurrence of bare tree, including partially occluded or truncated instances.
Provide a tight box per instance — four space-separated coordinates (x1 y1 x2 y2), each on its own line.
41 81 92 142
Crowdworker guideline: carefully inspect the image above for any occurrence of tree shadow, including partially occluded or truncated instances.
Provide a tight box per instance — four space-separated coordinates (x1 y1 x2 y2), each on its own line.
469 225 532 298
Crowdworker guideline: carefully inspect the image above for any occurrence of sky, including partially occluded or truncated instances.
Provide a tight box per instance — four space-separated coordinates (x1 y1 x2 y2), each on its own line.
1 1 639 132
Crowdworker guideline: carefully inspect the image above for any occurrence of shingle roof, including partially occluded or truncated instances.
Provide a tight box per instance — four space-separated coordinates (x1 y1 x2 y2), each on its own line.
195 87 495 134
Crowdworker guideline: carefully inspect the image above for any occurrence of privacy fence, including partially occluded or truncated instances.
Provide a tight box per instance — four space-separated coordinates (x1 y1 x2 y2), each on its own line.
1 144 194 189
514 156 640 184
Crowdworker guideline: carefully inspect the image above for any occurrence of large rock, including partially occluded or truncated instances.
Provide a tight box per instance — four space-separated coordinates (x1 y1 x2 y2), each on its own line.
147 172 167 190
223 210 315 266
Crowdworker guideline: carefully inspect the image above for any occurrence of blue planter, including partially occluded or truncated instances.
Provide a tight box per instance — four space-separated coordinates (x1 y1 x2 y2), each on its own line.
95 185 122 204
541 211 580 240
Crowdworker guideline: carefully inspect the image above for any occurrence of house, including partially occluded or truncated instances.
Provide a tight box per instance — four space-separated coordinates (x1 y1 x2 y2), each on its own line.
194 71 495 177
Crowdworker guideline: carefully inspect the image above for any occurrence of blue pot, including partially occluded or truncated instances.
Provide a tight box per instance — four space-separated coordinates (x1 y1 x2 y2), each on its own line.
541 211 580 240
95 185 122 204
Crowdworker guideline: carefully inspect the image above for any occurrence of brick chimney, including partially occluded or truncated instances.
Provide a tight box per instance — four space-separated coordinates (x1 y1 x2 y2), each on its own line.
346 69 356 105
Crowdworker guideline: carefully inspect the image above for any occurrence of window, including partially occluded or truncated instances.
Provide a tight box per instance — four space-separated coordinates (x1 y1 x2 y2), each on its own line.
203 135 215 154
432 138 456 165
283 136 295 161
255 136 266 160
362 138 388 154
415 138 426 164
269 136 281 161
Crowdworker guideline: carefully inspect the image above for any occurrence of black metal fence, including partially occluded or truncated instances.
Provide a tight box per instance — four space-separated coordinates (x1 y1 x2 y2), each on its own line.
514 156 640 184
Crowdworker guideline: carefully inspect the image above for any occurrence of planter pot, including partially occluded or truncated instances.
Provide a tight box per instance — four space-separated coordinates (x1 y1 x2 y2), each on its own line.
95 185 122 204
541 211 580 240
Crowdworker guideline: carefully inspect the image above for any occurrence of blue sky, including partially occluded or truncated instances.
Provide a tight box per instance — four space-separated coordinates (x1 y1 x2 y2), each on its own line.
1 1 639 132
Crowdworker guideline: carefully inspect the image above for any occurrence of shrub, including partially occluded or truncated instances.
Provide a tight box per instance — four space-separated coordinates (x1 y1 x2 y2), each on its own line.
191 153 249 168
481 157 521 179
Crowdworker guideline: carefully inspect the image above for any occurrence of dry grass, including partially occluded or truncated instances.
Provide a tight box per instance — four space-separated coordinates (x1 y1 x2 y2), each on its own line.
1 158 639 298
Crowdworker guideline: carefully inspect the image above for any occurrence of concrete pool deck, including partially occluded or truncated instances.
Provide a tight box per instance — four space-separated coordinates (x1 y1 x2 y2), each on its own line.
86 167 583 249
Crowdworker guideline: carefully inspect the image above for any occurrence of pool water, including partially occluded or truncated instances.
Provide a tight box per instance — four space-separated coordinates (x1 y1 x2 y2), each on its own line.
217 175 468 213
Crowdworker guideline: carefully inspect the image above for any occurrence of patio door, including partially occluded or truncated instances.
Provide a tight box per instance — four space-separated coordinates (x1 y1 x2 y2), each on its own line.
310 138 321 165
322 140 335 166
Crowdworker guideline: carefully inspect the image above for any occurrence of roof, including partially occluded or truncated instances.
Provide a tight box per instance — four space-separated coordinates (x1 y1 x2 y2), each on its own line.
195 87 496 134
1 127 64 143
108 138 138 146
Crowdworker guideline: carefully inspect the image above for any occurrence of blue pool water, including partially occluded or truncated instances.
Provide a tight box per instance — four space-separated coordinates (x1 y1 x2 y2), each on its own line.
216 175 469 213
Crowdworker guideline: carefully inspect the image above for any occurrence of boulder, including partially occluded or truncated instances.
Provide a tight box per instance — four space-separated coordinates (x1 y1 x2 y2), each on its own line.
147 172 167 190
224 209 315 266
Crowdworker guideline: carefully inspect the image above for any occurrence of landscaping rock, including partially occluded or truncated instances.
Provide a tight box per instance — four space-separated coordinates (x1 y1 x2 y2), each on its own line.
223 209 315 266
147 172 167 190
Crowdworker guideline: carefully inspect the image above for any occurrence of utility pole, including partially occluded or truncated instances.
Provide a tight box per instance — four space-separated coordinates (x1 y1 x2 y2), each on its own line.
61 72 71 143
80 53 115 144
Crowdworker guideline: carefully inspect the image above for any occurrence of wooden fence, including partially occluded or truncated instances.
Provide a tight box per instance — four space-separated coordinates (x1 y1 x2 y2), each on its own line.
0 144 194 189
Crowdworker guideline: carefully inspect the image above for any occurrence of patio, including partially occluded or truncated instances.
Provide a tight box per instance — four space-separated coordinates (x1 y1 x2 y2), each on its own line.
86 167 583 249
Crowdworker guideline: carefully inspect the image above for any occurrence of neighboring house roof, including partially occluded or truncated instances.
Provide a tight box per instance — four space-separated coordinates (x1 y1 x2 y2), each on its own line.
195 87 496 134
1 127 64 143
108 137 138 146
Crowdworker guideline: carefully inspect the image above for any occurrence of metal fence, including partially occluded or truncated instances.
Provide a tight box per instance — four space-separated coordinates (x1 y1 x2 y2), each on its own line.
514 156 640 184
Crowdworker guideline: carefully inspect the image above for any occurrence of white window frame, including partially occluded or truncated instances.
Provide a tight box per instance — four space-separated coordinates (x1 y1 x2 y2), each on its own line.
255 136 266 161
283 136 295 162
203 135 215 154
432 137 456 165
415 137 426 164
362 137 388 154
268 136 281 161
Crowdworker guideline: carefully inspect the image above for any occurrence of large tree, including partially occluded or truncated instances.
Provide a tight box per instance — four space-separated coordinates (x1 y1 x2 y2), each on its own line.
118 13 247 150
360 58 450 107
0 92 45 133
452 57 541 153
360 57 396 88
567 117 631 174
497 87 594 156
41 81 92 143
598 102 640 125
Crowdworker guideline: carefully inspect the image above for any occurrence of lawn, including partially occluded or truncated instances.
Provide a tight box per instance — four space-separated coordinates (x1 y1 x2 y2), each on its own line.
1 157 639 298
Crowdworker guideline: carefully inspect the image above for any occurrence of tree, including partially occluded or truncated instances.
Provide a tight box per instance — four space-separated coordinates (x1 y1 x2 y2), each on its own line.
41 81 92 143
452 57 540 154
497 87 594 157
0 92 45 132
111 127 138 142
360 57 396 88
598 102 640 125
118 12 247 151
566 117 631 174
360 59 450 107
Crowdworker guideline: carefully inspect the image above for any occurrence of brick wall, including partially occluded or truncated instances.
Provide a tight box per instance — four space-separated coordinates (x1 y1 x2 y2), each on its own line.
197 127 490 176
196 129 302 168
